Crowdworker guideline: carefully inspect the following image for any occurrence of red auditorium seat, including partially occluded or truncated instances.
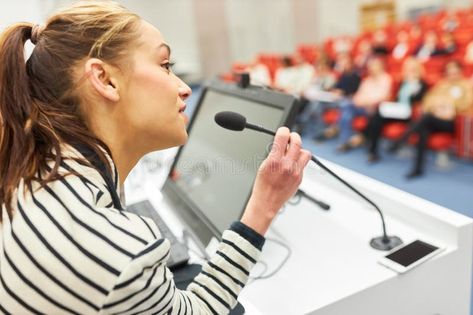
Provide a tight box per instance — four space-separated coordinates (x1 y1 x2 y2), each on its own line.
422 58 447 86
463 63 473 77
352 116 368 131
408 132 454 150
321 111 370 132
231 62 248 73
453 27 473 46
428 133 454 150
322 109 340 125
382 122 407 140
297 44 318 64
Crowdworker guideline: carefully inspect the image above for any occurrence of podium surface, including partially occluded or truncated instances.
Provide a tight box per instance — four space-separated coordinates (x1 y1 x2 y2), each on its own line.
126 156 473 315
238 159 473 315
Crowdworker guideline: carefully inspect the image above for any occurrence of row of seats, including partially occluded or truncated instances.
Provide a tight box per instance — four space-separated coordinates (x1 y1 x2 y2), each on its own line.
221 7 473 159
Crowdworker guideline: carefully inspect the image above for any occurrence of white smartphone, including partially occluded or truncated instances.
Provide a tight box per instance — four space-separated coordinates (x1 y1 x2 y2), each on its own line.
378 240 444 274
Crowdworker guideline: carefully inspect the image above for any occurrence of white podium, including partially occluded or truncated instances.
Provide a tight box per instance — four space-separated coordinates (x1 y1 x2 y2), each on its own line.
125 157 473 315
238 159 473 315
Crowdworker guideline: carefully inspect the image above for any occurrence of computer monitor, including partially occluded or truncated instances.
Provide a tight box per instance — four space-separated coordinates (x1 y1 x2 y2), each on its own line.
162 80 299 246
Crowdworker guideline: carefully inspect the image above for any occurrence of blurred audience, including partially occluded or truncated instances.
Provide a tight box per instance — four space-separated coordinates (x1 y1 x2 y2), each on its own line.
463 38 473 64
391 30 411 60
440 10 460 32
298 54 356 138
409 25 423 48
308 57 337 92
414 31 442 62
248 61 271 87
372 30 390 56
364 58 428 162
389 60 473 178
274 55 314 95
226 7 473 179
333 36 353 55
438 32 457 56
320 58 392 151
296 58 336 136
331 53 362 99
354 39 373 75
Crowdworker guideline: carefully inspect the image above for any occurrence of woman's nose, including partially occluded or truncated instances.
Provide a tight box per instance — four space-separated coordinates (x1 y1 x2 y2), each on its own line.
178 78 192 101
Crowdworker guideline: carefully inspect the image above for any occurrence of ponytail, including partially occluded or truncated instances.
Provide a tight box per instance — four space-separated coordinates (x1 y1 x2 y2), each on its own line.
0 23 43 221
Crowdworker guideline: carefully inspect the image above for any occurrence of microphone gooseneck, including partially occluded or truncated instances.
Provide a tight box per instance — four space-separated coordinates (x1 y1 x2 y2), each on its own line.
214 111 402 251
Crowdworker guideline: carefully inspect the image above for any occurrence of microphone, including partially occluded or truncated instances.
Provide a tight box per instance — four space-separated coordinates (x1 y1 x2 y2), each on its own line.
215 111 330 212
214 111 402 251
215 111 275 136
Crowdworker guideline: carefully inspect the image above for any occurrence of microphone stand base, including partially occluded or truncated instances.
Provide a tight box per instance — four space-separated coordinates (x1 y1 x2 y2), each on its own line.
370 235 403 251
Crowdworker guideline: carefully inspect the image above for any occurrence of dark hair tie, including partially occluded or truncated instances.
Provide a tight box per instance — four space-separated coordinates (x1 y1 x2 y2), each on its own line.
31 24 44 45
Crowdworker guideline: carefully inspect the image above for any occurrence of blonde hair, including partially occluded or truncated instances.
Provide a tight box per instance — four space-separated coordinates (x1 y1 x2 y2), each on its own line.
402 57 425 79
0 1 141 221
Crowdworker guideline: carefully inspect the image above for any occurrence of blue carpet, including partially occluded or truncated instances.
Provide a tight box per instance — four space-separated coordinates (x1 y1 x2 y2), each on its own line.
301 136 473 218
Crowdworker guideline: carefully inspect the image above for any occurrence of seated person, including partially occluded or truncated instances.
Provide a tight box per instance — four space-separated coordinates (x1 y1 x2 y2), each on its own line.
409 25 423 48
331 53 362 98
274 55 314 96
389 60 473 178
321 58 392 151
354 39 373 76
391 30 411 60
296 58 339 137
413 31 443 62
440 10 460 32
310 53 361 140
364 57 428 162
372 30 390 56
332 36 353 55
463 38 473 64
303 57 337 99
437 32 457 56
249 61 271 87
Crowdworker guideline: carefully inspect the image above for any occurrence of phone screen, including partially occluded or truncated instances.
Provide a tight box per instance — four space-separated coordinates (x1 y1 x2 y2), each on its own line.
385 240 439 267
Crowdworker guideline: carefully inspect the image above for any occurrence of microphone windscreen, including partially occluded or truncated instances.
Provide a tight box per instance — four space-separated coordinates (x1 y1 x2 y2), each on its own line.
214 111 247 131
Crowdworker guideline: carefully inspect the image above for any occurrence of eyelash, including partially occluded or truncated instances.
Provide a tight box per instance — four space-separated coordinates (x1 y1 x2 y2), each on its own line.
161 61 175 72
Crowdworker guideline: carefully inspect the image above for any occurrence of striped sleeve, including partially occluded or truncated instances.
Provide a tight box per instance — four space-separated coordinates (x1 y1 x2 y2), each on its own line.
0 174 161 314
0 146 265 314
99 225 263 315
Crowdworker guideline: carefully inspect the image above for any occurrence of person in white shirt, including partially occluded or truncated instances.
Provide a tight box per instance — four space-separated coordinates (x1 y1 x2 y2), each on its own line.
414 31 441 62
274 55 315 96
0 1 311 314
391 30 410 60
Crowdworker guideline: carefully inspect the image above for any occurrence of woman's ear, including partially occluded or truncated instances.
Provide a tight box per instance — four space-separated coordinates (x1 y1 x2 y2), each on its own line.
84 58 120 102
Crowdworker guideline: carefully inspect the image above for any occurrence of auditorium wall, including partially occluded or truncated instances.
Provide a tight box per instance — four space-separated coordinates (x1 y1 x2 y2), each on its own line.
1 0 472 81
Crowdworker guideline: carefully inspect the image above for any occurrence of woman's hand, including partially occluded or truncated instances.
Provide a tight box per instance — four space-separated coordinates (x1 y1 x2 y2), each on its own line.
241 127 312 235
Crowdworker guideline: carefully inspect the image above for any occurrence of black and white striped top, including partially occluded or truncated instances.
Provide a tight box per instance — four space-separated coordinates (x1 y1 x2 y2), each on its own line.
0 146 264 314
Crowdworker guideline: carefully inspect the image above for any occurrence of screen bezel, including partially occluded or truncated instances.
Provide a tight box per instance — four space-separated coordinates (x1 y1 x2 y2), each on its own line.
163 80 300 246
378 239 444 273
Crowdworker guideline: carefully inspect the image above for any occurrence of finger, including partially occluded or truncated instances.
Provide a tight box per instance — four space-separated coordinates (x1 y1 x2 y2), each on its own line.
286 132 302 161
295 149 311 175
269 127 290 159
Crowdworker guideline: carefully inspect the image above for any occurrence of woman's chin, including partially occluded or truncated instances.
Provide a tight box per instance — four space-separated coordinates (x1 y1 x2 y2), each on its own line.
169 131 188 148
180 112 189 125
177 132 188 146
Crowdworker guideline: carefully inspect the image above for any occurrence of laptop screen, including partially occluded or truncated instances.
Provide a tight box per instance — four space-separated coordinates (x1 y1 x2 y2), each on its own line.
164 80 299 245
